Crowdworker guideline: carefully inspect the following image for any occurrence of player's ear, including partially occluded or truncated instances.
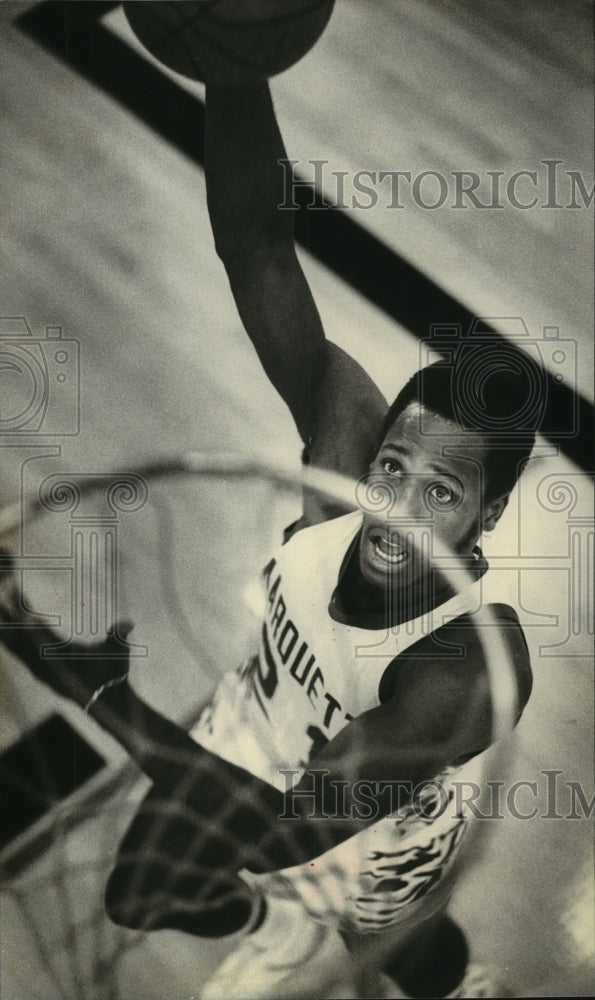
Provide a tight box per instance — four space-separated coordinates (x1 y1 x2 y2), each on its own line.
483 493 509 532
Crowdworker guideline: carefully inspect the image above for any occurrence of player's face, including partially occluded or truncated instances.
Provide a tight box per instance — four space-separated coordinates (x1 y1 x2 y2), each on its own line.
358 402 503 591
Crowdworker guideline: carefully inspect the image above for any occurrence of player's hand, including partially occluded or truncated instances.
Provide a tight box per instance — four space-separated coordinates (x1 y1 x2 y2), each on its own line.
0 548 133 710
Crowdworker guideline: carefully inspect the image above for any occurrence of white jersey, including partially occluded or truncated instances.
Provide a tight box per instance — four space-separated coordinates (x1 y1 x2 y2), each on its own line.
192 511 517 932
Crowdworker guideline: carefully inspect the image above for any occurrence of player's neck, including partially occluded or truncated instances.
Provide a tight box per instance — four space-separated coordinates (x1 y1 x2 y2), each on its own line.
331 533 486 627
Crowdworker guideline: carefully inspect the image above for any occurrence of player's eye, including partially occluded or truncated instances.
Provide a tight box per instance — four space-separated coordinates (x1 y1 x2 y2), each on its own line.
381 458 403 476
426 483 457 507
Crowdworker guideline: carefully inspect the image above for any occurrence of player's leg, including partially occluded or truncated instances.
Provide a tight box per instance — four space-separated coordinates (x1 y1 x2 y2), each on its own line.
382 912 469 998
346 908 515 1000
343 908 468 1000
105 779 263 937
380 915 514 999
200 891 353 1000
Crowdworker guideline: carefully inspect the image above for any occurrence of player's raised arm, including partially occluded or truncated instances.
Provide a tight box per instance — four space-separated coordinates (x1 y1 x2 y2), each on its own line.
205 82 327 447
205 83 388 489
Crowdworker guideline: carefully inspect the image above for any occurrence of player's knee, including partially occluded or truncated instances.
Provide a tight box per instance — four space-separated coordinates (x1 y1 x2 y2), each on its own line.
104 861 148 930
104 856 187 931
104 858 254 938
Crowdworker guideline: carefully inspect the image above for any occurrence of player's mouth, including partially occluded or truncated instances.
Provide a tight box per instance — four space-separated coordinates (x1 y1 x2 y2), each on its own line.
360 527 411 580
372 533 408 565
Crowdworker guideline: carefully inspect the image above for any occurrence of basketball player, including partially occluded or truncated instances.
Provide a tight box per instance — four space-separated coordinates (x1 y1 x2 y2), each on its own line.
0 82 535 1000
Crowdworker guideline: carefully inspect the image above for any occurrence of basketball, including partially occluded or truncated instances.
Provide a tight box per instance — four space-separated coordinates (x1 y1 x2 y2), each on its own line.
122 1 336 83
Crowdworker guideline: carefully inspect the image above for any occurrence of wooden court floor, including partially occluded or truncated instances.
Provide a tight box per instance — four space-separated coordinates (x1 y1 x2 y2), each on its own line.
0 2 593 998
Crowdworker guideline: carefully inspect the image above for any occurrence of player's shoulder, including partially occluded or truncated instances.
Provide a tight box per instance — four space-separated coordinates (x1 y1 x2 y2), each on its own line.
380 604 533 722
282 509 361 547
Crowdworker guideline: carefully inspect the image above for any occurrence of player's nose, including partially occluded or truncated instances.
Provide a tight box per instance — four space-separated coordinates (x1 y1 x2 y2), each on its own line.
359 473 410 519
